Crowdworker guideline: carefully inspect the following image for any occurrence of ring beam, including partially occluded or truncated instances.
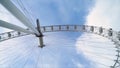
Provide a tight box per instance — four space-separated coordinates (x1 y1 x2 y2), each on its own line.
0 25 120 68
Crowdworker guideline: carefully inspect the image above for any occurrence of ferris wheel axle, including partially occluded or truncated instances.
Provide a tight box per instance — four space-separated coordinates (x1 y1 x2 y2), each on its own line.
35 19 45 48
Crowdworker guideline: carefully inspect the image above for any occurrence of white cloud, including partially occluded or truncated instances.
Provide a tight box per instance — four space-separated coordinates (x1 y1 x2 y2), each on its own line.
86 0 120 31
76 33 116 68
76 0 120 67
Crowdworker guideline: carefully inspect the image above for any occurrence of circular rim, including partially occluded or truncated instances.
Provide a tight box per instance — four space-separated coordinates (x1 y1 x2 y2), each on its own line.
0 25 120 68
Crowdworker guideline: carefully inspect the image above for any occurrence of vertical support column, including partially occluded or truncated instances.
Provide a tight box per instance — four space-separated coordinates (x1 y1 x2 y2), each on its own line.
108 28 113 37
36 19 44 48
0 36 1 40
74 25 77 30
117 31 120 41
39 37 44 47
90 26 94 32
99 27 103 34
82 25 86 32
8 32 11 38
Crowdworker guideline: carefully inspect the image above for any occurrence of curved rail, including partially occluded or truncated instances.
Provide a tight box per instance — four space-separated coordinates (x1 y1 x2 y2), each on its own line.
0 25 120 68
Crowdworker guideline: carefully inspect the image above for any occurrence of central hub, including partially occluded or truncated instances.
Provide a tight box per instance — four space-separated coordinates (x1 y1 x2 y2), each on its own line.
36 19 45 48
35 34 45 48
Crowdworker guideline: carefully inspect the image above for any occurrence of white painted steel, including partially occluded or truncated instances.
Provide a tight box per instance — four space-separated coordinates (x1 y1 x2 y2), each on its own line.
0 0 39 35
0 20 33 34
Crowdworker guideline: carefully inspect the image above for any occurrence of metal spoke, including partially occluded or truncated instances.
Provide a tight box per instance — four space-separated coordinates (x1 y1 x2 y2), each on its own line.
0 20 33 34
0 0 39 35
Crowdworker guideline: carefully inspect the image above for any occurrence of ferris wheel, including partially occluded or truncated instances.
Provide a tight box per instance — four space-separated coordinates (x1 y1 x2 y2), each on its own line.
0 0 120 68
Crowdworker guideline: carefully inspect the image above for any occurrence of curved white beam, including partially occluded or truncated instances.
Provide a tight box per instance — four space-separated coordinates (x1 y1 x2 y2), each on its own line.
0 0 39 35
0 20 33 34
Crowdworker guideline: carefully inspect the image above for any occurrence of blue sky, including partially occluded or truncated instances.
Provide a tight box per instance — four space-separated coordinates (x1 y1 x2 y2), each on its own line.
0 0 119 68
13 0 94 26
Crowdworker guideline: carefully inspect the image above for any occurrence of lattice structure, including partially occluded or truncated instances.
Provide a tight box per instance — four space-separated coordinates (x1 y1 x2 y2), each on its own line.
0 25 120 68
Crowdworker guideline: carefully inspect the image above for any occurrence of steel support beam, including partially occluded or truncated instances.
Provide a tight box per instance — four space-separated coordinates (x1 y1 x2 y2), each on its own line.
38 37 44 48
36 19 44 48
0 0 39 35
0 20 33 34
